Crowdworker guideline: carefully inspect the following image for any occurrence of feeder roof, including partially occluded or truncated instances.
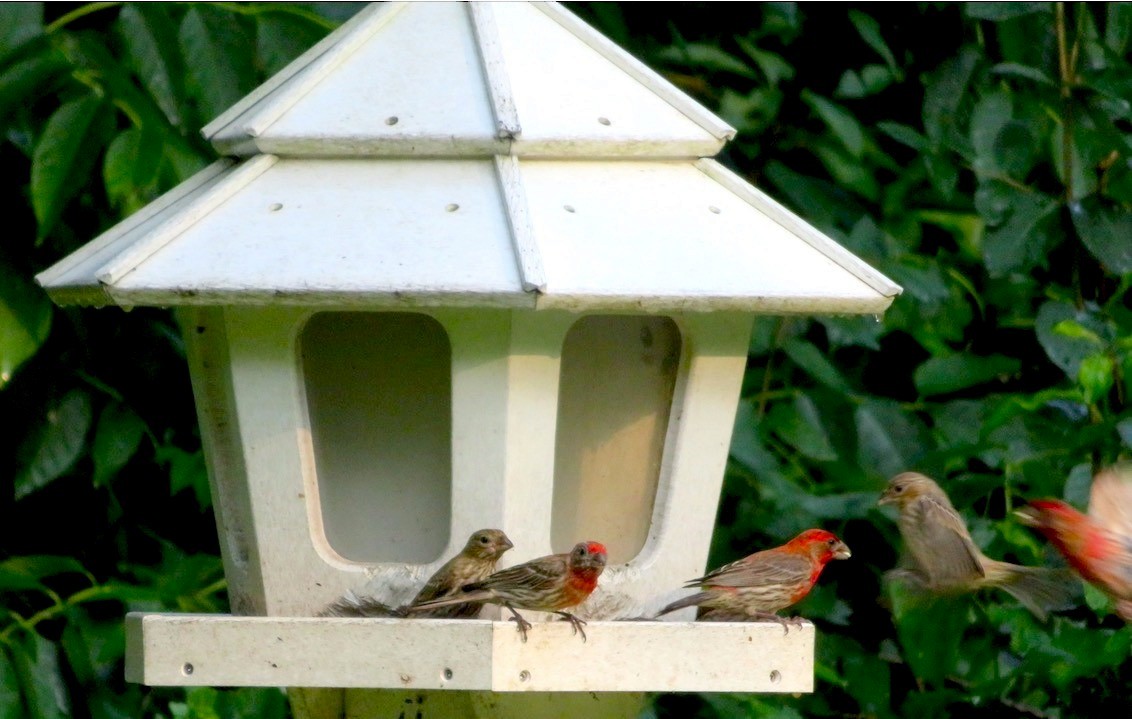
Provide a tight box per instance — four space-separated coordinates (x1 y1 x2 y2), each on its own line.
36 1 901 314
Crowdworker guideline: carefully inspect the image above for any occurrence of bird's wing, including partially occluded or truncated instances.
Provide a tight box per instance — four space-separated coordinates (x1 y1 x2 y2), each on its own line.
1089 465 1132 541
469 554 567 596
687 550 810 589
903 494 985 585
411 558 460 604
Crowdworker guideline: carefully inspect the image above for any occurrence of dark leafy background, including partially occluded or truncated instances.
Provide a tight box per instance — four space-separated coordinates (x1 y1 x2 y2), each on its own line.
1 2 1130 717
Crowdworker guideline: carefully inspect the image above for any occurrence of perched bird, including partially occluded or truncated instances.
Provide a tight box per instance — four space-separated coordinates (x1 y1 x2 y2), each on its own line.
879 472 1076 620
1016 464 1132 622
656 528 851 631
319 528 513 619
407 541 608 642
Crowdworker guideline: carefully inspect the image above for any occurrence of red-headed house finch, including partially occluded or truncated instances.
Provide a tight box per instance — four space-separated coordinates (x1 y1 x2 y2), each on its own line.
879 472 1076 620
1016 464 1132 622
320 528 513 618
407 541 608 642
656 529 851 631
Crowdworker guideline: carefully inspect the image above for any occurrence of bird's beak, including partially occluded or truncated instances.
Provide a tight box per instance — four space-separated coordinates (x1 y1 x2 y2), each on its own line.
502 537 514 551
833 541 852 560
877 489 894 507
1013 507 1039 526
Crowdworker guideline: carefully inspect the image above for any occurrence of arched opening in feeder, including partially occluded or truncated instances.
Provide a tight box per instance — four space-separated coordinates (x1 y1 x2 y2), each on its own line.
300 311 452 564
551 315 682 564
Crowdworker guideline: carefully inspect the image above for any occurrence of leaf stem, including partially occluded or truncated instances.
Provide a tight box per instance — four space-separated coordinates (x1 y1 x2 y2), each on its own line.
45 2 122 34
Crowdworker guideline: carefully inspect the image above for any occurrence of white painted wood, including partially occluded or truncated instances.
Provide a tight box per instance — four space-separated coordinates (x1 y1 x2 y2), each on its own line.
108 158 530 309
493 2 724 157
520 160 897 314
530 2 735 142
494 156 545 292
696 158 902 299
126 613 814 693
469 3 522 140
95 155 278 286
224 2 504 157
202 2 403 143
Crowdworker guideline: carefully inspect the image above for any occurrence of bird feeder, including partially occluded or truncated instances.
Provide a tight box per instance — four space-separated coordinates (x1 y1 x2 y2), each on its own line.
37 2 900 717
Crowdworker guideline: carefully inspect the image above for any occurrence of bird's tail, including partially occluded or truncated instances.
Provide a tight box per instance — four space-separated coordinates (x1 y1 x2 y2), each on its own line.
406 590 493 613
656 591 714 617
318 591 406 618
981 560 1080 621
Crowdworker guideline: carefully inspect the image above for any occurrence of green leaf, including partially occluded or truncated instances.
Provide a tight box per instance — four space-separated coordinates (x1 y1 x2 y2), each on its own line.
256 13 329 76
1105 3 1132 53
0 648 22 719
802 90 865 157
849 10 899 73
1069 198 1132 273
91 402 147 487
117 3 186 126
0 50 68 124
0 2 42 59
913 354 1021 396
0 260 51 388
768 394 838 462
30 94 107 239
990 62 1056 85
155 444 211 509
782 339 851 391
657 42 756 78
981 190 1059 275
965 3 1051 21
1035 301 1110 376
1077 353 1115 403
0 555 89 581
15 390 93 499
103 126 166 213
878 122 928 151
7 633 69 719
179 5 257 122
855 401 930 478
923 45 979 147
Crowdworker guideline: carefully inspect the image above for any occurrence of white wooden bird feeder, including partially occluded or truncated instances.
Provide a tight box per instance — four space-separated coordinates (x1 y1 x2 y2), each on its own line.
37 2 900 717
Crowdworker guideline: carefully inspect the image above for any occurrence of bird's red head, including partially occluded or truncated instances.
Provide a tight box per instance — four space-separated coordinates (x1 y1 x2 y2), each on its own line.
787 529 852 563
1015 499 1082 531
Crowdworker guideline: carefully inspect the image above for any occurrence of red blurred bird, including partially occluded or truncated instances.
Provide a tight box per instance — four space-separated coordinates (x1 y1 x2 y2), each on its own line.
407 541 608 642
879 472 1076 620
656 529 851 631
1017 465 1132 622
320 528 513 618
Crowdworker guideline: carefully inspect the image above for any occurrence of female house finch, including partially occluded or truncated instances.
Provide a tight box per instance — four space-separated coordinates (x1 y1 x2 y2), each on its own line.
1016 465 1132 622
656 528 851 630
407 541 608 642
879 472 1076 620
320 528 513 618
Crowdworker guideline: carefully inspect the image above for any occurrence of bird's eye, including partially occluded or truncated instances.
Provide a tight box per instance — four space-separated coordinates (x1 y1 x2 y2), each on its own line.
479 536 490 543
827 539 836 546
893 485 904 493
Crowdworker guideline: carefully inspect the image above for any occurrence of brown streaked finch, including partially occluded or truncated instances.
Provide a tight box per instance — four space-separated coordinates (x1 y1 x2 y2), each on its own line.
319 528 513 618
1016 464 1132 622
656 528 851 632
879 472 1076 620
407 540 608 642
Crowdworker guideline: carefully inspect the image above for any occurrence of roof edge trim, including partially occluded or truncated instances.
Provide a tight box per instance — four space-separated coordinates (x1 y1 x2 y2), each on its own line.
495 156 545 292
468 2 522 140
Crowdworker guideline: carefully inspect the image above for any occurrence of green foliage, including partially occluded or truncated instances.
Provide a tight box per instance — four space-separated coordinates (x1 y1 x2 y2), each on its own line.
0 3 338 717
3 2 1131 718
569 2 1132 717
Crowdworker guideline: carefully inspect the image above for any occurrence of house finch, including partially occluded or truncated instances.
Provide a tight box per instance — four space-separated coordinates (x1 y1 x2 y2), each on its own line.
879 472 1076 620
1016 464 1132 622
407 541 608 642
656 528 851 631
319 528 513 618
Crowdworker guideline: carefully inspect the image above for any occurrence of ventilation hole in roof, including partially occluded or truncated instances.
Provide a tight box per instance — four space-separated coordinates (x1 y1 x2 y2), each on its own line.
385 116 399 126
563 205 576 213
597 116 611 126
269 203 283 212
708 206 721 214
445 203 459 213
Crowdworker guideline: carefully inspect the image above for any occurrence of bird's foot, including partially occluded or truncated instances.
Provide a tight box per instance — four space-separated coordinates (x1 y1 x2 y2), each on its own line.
555 612 588 642
755 612 804 635
505 605 532 642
